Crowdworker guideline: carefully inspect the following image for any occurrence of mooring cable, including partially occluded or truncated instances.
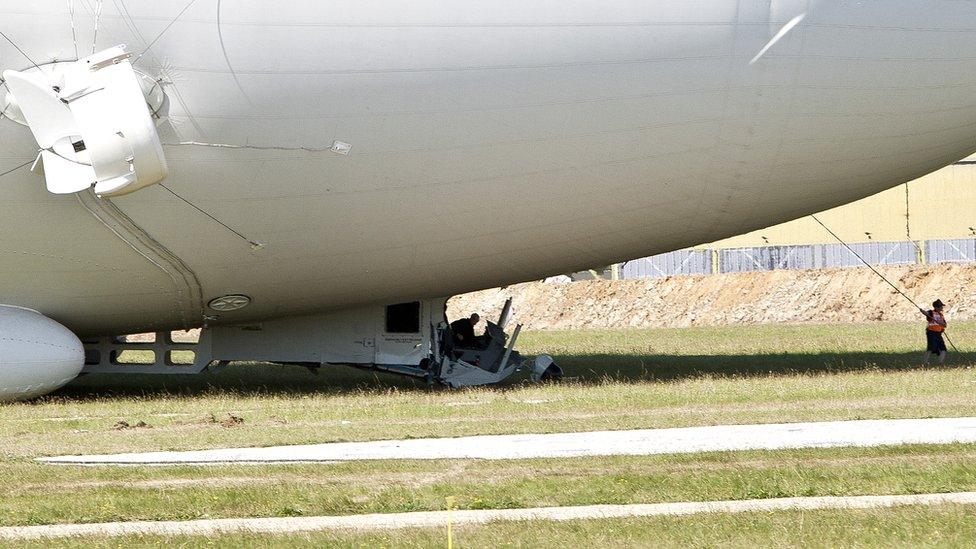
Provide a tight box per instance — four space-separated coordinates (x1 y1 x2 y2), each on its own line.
90 0 103 55
0 31 44 73
134 0 199 62
0 159 34 180
159 183 264 249
67 0 79 60
810 214 959 353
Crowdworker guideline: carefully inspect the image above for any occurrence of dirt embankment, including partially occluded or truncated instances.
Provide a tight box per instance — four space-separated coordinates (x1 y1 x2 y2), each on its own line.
448 264 976 330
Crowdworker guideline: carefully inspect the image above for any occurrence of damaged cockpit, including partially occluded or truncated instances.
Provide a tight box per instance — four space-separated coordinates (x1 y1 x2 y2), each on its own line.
81 297 563 389
423 299 563 388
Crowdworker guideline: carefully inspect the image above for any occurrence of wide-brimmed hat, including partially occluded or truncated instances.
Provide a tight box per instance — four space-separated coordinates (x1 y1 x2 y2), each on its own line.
933 299 945 308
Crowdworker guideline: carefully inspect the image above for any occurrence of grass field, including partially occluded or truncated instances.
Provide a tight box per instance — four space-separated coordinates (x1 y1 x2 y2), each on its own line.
1 321 975 546
2 444 976 527
26 505 976 548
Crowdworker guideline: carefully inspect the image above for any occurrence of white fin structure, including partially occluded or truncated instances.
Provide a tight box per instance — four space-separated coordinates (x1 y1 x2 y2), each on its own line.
1 71 77 149
34 150 96 194
2 45 167 197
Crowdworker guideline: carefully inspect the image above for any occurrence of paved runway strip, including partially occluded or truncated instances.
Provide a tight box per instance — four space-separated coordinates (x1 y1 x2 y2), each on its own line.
38 417 976 465
2 492 976 540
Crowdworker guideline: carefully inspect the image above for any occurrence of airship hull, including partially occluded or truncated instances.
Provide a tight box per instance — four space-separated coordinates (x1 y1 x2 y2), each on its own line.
0 1 975 336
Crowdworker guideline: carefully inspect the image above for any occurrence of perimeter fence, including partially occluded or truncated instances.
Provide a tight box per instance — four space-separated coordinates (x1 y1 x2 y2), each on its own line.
617 238 976 280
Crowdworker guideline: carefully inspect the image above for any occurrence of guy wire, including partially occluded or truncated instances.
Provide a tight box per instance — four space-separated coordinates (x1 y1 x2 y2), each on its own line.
0 31 43 72
158 183 263 249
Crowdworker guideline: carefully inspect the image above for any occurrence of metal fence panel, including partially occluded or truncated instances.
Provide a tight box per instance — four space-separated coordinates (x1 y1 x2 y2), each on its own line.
926 239 976 264
621 250 711 279
822 241 917 268
614 238 975 280
719 245 816 273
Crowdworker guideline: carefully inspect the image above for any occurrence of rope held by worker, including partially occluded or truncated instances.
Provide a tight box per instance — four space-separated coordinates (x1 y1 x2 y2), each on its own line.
809 214 960 355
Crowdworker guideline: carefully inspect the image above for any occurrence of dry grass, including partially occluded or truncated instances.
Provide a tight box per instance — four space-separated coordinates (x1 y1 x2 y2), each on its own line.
50 505 975 548
1 321 974 545
2 445 976 528
0 321 973 459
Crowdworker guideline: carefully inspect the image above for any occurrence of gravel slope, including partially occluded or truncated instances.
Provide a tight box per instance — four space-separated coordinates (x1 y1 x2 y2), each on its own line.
450 264 976 330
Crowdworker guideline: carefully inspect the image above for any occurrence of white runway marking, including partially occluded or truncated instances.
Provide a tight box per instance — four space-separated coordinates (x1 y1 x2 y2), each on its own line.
2 492 975 540
38 417 976 465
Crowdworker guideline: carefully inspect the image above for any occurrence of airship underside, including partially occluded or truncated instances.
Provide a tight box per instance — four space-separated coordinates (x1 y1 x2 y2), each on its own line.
2 1 976 399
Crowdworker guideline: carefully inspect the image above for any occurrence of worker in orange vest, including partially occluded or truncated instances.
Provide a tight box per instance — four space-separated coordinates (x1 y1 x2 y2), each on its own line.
921 299 948 365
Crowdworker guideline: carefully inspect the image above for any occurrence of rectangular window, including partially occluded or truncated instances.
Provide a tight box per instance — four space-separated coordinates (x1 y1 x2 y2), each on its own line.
385 302 421 333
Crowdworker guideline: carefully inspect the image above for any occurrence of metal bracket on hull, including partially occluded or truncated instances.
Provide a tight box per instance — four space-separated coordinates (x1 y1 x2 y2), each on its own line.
82 330 214 375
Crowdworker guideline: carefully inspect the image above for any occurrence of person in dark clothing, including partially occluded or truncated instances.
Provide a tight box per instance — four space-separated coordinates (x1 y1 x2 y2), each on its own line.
920 299 948 365
450 313 480 348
